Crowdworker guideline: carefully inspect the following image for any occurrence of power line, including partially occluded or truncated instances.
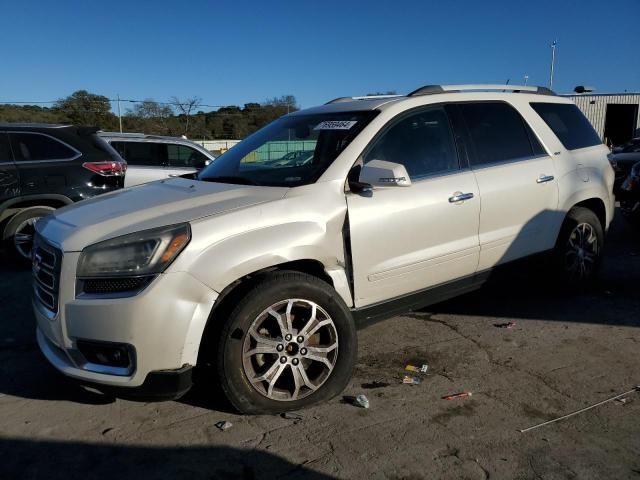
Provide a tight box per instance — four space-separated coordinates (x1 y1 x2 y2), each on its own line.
0 98 231 109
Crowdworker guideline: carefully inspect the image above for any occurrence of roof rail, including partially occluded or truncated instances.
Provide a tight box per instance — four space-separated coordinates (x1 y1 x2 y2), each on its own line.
98 131 147 137
325 94 403 105
408 84 556 96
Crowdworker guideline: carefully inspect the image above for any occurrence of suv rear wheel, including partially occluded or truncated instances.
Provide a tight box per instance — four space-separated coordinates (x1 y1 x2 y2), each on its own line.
3 206 55 263
554 206 604 288
216 271 356 414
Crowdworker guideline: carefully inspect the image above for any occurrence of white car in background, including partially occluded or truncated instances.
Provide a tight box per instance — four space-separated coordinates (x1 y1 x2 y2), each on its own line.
99 133 217 187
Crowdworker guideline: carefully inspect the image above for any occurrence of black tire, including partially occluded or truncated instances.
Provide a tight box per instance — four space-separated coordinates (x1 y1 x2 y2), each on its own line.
216 271 356 414
2 207 55 264
553 206 604 289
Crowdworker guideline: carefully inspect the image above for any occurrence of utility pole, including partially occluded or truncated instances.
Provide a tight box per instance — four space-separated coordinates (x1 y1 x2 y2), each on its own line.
524 74 529 86
117 94 123 133
549 40 557 89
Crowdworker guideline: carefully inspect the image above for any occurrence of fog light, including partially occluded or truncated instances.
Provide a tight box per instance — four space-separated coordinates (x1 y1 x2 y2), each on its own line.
77 340 133 369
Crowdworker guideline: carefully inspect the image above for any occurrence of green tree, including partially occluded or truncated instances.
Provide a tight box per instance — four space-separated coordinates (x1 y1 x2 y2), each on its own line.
54 90 116 128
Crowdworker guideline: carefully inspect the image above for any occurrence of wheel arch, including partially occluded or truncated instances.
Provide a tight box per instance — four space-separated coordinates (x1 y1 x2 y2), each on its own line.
193 258 352 367
572 198 606 231
0 194 72 225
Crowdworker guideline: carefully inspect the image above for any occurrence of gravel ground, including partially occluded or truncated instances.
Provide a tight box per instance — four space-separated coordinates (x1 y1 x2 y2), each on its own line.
1 212 639 480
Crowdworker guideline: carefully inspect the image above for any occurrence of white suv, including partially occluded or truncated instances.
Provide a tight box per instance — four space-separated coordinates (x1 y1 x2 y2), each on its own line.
99 133 217 187
33 85 614 413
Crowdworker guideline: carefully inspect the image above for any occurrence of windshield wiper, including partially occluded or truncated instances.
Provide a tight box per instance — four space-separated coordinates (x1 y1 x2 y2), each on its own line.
199 175 259 186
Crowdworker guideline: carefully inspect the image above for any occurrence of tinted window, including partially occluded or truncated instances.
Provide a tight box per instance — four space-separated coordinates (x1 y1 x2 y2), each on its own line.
364 107 459 179
10 133 77 161
111 141 165 166
459 102 537 166
530 102 602 150
167 144 209 168
0 133 12 162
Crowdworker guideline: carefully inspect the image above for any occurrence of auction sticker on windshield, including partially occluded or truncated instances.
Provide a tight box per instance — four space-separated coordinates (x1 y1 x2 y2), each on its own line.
314 120 357 130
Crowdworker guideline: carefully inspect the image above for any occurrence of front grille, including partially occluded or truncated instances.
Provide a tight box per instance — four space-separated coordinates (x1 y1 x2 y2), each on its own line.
32 235 62 313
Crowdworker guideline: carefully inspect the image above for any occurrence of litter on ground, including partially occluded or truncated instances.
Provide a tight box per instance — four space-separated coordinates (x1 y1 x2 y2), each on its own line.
405 364 429 373
402 376 421 385
215 421 233 431
442 392 472 400
353 394 370 409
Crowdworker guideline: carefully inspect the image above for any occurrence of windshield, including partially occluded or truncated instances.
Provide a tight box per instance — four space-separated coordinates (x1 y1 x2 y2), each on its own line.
198 111 378 186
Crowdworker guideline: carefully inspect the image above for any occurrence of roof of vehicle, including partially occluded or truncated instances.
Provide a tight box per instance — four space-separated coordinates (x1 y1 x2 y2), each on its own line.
0 122 75 129
98 132 191 141
291 84 571 116
98 131 217 158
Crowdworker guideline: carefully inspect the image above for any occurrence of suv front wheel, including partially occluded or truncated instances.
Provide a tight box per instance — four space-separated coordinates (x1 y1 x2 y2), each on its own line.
216 271 357 414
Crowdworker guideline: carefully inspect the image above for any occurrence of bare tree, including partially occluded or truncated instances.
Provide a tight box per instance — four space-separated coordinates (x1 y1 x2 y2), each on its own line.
128 99 174 134
263 95 298 113
170 96 202 136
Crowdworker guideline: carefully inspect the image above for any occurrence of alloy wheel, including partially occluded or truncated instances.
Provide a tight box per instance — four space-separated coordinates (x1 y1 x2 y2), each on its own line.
565 222 599 279
242 298 339 402
13 217 40 260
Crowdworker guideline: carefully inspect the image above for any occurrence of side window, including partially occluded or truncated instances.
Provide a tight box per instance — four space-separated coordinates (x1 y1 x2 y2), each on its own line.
10 133 77 161
167 144 209 168
459 102 537 166
0 133 12 162
114 142 165 166
364 107 459 179
530 102 601 150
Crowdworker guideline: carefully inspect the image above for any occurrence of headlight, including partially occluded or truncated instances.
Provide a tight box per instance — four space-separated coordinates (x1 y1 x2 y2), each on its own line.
77 224 191 278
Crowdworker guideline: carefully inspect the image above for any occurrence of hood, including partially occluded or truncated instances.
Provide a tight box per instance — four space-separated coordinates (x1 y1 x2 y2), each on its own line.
37 178 288 252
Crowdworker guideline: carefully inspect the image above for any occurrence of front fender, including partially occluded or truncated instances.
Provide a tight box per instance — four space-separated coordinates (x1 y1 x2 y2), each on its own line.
185 221 351 306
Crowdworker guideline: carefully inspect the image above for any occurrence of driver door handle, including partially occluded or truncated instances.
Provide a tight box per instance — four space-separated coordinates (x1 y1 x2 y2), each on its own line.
449 192 474 203
536 174 555 184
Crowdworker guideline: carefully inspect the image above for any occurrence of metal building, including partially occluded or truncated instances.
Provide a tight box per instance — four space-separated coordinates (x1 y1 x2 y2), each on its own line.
563 93 640 146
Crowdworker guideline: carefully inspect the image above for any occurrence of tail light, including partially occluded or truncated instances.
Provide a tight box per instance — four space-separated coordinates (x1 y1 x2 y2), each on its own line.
82 161 127 177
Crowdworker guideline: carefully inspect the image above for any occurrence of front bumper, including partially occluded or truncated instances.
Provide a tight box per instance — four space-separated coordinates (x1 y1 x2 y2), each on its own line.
37 329 194 400
34 260 219 392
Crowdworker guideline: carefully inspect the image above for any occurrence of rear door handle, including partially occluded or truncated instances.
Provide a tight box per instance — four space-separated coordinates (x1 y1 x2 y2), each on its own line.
449 192 474 203
536 175 555 184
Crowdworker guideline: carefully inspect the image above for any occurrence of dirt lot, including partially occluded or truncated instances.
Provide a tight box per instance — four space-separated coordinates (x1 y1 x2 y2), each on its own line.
1 212 639 480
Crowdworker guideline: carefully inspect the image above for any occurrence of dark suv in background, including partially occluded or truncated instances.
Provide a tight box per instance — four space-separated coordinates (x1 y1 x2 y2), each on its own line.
0 124 126 261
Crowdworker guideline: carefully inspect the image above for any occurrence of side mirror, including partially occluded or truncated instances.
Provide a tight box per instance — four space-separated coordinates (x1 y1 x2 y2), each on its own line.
359 160 412 188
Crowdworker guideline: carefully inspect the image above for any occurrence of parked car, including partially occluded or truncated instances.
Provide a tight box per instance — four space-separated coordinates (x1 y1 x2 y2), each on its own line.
619 160 640 222
99 132 217 187
608 137 640 193
33 84 614 413
0 124 125 261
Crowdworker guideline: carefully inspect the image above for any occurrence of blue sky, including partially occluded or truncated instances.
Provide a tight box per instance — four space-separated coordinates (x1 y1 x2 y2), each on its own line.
1 0 638 110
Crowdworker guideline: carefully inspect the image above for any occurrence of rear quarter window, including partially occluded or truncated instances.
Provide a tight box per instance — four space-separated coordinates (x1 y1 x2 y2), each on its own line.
10 132 78 161
530 103 602 150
